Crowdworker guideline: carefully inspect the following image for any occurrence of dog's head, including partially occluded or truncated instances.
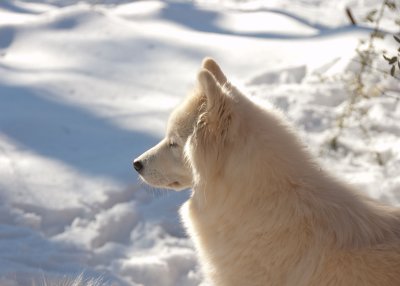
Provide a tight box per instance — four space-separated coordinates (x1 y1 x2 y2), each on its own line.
133 58 243 190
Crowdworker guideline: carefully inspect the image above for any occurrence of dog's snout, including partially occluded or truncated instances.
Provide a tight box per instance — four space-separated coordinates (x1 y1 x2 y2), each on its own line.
133 160 144 173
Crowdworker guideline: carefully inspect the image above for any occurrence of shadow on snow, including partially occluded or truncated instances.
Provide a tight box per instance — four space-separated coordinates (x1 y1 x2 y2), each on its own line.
159 1 378 40
0 82 157 182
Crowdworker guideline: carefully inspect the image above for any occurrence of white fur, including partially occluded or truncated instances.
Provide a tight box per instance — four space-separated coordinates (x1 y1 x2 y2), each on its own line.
135 58 400 286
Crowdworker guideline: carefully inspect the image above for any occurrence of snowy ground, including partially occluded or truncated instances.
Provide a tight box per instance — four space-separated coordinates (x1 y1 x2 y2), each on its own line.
0 0 399 285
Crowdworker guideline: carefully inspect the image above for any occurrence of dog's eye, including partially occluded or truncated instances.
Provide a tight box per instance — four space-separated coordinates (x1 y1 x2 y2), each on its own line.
169 142 178 148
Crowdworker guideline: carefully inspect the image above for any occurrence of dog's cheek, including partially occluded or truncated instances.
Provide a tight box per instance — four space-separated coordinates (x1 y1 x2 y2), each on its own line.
183 135 201 185
188 124 230 182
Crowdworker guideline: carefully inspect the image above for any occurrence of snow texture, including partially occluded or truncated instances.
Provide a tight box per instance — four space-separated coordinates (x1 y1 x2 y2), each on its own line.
0 0 399 285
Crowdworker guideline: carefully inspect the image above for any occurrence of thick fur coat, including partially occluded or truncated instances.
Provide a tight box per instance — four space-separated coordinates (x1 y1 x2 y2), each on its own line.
134 58 400 286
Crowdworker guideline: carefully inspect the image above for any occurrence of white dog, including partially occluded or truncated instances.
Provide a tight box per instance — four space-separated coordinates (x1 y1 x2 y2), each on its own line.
134 58 400 286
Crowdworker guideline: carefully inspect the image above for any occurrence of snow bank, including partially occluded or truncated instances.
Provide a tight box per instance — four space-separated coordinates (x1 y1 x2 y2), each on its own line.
0 0 399 285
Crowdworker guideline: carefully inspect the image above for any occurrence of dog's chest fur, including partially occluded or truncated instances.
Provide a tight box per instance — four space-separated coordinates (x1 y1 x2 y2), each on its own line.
180 195 324 286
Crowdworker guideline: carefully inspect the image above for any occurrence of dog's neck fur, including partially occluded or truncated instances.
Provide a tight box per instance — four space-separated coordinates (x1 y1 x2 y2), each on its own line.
188 93 400 251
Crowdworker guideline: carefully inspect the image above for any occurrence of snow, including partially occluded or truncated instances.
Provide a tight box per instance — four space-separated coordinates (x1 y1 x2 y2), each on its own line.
0 0 399 285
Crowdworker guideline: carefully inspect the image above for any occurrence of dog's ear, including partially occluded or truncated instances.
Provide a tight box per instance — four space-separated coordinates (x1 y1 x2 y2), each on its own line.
197 69 231 125
198 69 220 102
201 57 227 85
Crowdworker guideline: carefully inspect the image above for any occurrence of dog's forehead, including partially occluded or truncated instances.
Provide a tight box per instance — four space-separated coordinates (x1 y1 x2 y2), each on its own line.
167 94 202 137
167 107 193 134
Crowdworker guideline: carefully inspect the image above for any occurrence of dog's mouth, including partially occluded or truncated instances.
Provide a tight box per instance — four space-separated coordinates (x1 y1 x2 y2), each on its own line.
168 181 181 188
139 175 182 190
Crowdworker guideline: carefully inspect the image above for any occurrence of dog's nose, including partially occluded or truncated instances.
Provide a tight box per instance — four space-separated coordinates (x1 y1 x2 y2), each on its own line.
133 160 143 173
